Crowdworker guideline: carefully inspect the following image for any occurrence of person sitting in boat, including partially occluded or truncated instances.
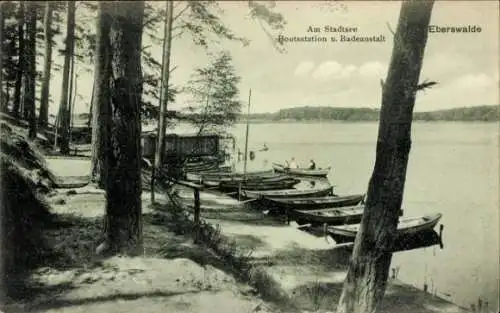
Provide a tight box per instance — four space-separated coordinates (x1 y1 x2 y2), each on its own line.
260 143 269 151
289 157 299 169
308 159 316 170
284 160 290 168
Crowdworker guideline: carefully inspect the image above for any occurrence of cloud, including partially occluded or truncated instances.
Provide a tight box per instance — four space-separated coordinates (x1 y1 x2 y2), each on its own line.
342 64 358 78
449 73 494 90
312 61 343 80
358 61 387 78
311 61 360 81
294 61 315 76
417 72 498 110
421 52 471 78
307 60 388 81
493 71 499 84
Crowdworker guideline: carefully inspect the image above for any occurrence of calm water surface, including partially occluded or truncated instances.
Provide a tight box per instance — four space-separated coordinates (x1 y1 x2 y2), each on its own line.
177 121 499 308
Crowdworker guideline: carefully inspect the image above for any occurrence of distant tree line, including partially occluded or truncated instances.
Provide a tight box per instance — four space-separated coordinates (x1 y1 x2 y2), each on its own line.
239 105 499 122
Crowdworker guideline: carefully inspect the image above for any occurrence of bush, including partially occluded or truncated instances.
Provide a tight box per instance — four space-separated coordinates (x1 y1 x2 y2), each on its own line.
0 130 55 300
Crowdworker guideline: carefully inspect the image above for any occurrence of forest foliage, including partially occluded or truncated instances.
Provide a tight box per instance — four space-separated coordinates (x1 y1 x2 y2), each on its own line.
241 105 500 122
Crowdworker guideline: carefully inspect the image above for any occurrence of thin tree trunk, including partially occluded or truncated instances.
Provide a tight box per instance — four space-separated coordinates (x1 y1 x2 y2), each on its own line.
335 1 435 313
70 64 78 148
0 2 4 111
152 0 174 199
58 1 75 154
97 1 145 256
24 2 36 139
38 2 54 128
6 32 17 111
67 46 75 151
13 3 24 118
87 83 94 128
90 2 112 189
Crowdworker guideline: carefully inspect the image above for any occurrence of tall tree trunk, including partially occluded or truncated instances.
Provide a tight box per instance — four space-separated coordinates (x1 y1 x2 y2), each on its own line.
12 3 24 118
58 1 75 154
24 2 36 139
97 1 145 256
151 1 174 201
90 2 112 188
67 44 75 150
0 2 5 112
38 2 53 128
335 1 435 313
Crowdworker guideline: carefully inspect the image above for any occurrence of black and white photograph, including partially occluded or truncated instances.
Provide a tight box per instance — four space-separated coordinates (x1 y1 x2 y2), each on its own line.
0 1 498 313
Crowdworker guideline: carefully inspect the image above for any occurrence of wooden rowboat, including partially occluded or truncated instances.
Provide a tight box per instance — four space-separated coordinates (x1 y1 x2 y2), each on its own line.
327 213 443 243
219 177 301 191
291 205 365 226
185 167 233 181
241 185 334 199
273 163 330 178
261 194 365 211
186 169 275 182
201 174 291 188
202 173 286 184
183 163 218 172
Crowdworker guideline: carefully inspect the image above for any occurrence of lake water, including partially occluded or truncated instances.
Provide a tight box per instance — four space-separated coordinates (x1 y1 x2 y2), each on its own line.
173 121 499 308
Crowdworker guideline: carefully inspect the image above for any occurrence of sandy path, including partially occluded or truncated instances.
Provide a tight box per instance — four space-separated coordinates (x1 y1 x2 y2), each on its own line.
14 257 269 313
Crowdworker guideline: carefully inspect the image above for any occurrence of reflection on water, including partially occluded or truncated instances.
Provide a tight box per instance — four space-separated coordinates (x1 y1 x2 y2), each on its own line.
174 121 499 308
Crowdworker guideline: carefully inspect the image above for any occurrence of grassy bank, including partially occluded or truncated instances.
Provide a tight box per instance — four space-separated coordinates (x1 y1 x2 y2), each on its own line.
151 196 299 312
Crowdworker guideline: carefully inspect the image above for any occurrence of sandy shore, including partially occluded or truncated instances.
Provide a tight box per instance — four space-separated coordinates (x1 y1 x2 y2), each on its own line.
17 157 467 313
174 186 467 313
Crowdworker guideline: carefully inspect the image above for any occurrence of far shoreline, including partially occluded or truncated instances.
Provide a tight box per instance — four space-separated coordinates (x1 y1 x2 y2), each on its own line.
235 119 499 125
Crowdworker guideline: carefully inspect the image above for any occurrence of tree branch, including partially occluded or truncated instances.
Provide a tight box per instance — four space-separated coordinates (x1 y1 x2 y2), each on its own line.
386 22 395 36
173 3 190 22
416 80 438 91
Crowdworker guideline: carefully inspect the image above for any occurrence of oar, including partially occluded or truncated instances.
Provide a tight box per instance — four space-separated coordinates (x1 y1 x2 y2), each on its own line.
203 186 220 191
293 222 312 229
332 242 354 249
239 198 260 204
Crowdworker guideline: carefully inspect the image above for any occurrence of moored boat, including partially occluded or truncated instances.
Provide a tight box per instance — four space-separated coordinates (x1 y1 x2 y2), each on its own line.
219 177 301 191
183 162 218 172
327 213 443 243
186 169 275 182
273 163 330 178
240 185 334 199
261 194 365 211
290 205 365 226
185 167 234 181
206 173 287 184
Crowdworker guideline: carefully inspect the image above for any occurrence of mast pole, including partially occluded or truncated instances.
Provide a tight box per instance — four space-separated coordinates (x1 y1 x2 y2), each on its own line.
243 89 252 178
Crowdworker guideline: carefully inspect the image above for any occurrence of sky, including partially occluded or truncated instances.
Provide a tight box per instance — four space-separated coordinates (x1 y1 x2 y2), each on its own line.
44 1 499 115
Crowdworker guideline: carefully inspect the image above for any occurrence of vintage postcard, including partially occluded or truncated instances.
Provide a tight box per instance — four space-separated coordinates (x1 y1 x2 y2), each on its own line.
0 1 498 313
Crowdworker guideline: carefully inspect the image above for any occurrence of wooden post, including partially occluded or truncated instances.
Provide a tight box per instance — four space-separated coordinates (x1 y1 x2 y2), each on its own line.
243 89 252 179
438 224 444 249
194 188 201 242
